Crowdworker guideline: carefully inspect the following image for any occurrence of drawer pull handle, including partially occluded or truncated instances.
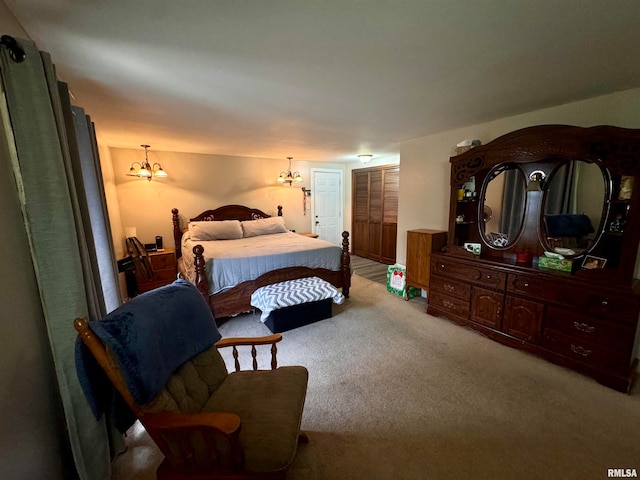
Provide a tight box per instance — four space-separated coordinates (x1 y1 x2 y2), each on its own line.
442 300 454 309
523 282 529 287
601 300 608 306
573 322 595 333
486 274 491 279
440 264 446 269
443 284 455 292
570 344 592 357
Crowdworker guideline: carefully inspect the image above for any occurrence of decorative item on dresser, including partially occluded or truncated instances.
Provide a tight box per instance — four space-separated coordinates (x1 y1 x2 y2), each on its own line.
135 248 177 293
172 204 351 320
427 125 640 393
406 229 447 293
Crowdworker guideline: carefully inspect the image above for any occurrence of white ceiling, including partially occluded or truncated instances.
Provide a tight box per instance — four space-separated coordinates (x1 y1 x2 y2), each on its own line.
5 0 640 162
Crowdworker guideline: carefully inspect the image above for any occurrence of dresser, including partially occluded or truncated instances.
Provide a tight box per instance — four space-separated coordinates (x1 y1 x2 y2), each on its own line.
426 125 640 393
428 254 639 391
406 229 447 292
136 248 178 293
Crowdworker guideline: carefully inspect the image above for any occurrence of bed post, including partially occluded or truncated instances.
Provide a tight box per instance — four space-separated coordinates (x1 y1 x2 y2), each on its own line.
172 208 182 259
341 231 350 298
193 245 209 298
277 205 283 216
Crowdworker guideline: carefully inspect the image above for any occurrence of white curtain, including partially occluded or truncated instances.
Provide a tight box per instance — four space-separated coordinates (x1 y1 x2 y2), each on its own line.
1 37 121 479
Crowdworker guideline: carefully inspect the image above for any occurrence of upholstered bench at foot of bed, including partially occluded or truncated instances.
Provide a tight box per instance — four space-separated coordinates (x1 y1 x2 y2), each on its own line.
251 276 343 333
265 298 332 333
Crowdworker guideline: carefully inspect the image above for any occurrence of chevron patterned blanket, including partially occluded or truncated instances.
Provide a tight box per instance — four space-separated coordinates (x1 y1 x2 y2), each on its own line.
251 276 344 322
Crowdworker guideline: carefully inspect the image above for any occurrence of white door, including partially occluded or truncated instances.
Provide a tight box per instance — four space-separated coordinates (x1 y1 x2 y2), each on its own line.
311 169 343 245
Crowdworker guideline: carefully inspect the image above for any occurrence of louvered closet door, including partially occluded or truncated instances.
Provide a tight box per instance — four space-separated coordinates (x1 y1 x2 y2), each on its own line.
353 171 370 257
352 165 399 263
368 169 383 259
381 167 399 264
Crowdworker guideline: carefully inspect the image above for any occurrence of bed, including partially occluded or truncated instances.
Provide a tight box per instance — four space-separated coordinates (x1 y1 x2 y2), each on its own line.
171 204 351 319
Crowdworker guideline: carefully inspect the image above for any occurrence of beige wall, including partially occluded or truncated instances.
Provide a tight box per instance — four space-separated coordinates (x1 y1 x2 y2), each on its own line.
396 87 640 264
110 148 347 254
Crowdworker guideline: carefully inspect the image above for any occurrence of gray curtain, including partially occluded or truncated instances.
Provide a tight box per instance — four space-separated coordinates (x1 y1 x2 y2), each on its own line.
546 161 579 215
1 38 120 479
499 169 526 240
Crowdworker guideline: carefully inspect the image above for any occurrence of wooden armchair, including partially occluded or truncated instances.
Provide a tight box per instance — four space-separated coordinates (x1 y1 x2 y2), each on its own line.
74 280 308 480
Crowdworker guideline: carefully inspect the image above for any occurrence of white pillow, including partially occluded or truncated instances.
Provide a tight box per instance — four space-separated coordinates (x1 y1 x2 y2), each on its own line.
241 216 288 238
188 220 243 241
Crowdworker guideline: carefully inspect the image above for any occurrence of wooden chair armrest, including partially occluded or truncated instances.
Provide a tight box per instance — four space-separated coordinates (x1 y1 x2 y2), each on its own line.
215 333 282 348
215 334 283 372
142 411 241 437
142 411 244 470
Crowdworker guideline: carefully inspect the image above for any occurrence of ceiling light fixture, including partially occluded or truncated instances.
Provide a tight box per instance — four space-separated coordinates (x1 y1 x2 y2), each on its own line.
277 157 303 186
127 144 168 181
358 154 373 164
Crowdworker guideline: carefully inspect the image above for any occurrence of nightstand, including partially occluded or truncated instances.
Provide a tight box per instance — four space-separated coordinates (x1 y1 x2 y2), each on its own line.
298 232 319 238
135 248 177 293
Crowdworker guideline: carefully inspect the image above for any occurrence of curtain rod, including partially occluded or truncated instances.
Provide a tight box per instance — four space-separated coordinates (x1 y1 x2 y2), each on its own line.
0 35 26 63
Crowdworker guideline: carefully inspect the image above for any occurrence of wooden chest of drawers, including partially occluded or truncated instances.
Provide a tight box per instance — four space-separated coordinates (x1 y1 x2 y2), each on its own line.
136 249 178 293
427 253 640 392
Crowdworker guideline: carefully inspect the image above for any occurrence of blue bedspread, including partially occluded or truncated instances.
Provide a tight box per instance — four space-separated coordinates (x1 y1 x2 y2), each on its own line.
75 279 221 432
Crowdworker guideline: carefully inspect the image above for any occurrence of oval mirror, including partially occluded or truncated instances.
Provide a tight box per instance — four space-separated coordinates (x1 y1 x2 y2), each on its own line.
542 160 606 256
481 165 527 248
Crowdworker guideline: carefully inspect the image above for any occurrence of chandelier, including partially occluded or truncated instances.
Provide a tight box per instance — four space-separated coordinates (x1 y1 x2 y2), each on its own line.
277 157 303 185
127 144 168 181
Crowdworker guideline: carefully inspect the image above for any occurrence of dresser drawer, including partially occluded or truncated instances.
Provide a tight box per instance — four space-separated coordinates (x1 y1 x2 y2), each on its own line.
546 306 635 350
431 258 506 290
585 292 639 324
430 275 471 301
428 291 470 320
507 273 584 306
543 329 629 372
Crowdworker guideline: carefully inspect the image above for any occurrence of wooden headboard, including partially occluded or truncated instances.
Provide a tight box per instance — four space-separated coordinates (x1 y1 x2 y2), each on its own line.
172 205 283 259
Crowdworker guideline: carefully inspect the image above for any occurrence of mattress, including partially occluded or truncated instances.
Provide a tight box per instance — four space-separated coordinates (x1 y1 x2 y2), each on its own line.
180 231 343 295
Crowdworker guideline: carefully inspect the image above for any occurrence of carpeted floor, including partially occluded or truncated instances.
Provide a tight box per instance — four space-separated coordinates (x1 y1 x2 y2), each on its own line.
111 275 640 480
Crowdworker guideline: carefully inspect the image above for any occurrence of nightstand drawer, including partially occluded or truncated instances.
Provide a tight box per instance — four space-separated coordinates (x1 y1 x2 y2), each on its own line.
150 251 176 270
152 268 178 283
136 249 177 293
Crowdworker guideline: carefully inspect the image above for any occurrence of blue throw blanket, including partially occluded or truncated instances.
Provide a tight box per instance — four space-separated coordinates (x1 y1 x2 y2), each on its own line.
545 214 594 238
75 279 221 432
